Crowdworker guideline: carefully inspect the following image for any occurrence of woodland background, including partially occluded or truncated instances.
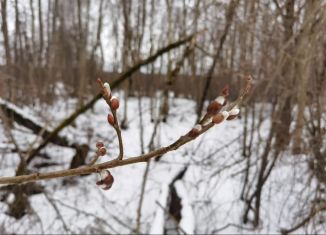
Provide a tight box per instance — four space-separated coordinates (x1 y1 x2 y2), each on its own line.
0 0 325 234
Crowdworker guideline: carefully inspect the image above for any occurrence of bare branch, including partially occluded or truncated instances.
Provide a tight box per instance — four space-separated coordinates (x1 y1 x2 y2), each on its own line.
25 30 205 164
0 77 252 185
0 121 213 185
97 78 124 160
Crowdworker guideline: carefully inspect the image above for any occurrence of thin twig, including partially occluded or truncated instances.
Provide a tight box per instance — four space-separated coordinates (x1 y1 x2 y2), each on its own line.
112 109 124 160
97 78 124 160
0 78 252 185
280 202 326 235
43 191 71 233
199 75 252 125
135 94 146 234
87 153 101 166
0 123 211 185
54 199 119 233
25 30 205 163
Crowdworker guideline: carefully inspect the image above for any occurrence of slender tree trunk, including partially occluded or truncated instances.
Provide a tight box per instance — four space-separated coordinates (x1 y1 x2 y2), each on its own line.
196 0 239 122
121 0 132 129
1 0 11 67
274 0 295 151
38 0 43 65
292 0 320 154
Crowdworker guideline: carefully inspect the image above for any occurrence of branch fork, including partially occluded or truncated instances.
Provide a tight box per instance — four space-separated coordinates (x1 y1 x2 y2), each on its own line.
0 76 252 186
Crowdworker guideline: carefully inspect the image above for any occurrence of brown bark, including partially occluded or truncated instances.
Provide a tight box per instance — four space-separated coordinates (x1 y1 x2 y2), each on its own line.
292 1 321 154
274 0 295 151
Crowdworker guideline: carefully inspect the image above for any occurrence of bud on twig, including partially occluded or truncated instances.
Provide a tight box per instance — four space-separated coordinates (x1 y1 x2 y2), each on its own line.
107 113 115 125
212 111 229 124
110 96 120 110
103 82 111 98
227 107 240 120
96 170 114 190
207 96 225 116
188 124 202 137
222 85 229 98
96 142 104 149
98 147 107 156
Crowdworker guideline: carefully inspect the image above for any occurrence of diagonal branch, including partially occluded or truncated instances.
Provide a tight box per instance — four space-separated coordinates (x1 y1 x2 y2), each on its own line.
280 202 326 235
26 30 204 164
0 75 252 186
0 122 213 185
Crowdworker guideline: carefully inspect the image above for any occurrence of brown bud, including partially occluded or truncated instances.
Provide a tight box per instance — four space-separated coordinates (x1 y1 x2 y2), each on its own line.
207 101 223 115
188 124 202 137
212 111 229 124
98 147 106 156
96 170 114 190
222 85 229 97
102 173 114 186
212 113 224 124
96 142 104 149
110 96 120 110
107 113 115 125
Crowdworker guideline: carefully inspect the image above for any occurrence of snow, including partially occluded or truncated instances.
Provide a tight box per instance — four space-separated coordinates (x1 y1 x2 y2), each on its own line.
174 180 195 234
0 93 324 234
149 183 169 234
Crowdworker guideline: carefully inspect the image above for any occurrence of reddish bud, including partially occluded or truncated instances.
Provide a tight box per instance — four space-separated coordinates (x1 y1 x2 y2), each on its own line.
207 101 223 116
188 124 202 137
96 142 104 149
110 96 120 110
222 85 229 97
107 113 115 125
212 113 224 124
96 170 114 190
212 111 229 124
98 147 106 156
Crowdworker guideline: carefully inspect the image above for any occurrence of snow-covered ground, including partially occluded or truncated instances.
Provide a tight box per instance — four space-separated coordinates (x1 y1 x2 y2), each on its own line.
0 90 324 234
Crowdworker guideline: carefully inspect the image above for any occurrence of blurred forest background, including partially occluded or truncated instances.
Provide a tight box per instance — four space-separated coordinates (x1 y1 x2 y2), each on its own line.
0 0 325 234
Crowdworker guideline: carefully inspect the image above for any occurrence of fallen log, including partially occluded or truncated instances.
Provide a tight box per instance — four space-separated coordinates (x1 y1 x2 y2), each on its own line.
0 99 89 167
0 99 73 148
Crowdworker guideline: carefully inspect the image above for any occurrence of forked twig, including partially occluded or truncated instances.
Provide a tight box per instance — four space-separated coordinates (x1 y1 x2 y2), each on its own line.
0 77 252 185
